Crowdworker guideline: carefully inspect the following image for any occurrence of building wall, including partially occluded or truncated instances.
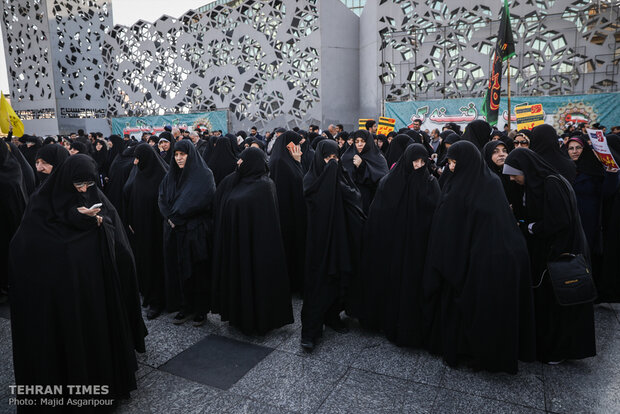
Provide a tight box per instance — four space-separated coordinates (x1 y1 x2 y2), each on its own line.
0 0 112 135
103 0 357 132
361 0 619 120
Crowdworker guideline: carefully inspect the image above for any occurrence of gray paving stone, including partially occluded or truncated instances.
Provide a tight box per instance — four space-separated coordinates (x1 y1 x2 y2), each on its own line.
543 330 620 414
277 324 384 367
439 362 544 410
316 368 438 414
135 363 155 380
431 389 545 414
0 396 16 414
230 350 348 413
136 316 207 368
115 370 221 414
198 392 294 414
0 319 14 412
350 338 445 386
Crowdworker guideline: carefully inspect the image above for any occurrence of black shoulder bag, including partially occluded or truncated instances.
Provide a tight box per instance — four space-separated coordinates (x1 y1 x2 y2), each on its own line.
533 175 597 306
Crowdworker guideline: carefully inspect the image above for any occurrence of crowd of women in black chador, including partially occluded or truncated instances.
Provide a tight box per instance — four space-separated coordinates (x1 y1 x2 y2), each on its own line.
2 119 619 409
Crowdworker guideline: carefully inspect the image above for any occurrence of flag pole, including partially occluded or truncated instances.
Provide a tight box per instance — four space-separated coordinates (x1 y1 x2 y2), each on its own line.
507 58 511 130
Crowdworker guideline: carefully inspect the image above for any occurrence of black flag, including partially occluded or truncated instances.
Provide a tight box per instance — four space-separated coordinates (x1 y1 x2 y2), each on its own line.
481 0 516 126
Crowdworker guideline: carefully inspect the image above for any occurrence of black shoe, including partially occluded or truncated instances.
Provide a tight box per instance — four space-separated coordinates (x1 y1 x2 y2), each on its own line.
172 312 192 325
300 338 315 352
147 307 162 320
325 318 349 334
192 314 206 327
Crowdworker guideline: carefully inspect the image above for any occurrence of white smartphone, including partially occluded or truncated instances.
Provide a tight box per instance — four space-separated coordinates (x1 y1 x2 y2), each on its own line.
89 203 103 210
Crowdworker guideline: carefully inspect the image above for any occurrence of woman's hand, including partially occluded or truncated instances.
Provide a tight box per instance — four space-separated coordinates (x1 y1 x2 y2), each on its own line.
289 145 302 163
168 219 176 229
77 206 103 226
353 154 362 168
77 206 101 217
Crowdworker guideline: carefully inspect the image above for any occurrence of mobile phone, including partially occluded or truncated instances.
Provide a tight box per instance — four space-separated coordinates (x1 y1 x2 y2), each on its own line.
89 203 102 210
286 141 296 152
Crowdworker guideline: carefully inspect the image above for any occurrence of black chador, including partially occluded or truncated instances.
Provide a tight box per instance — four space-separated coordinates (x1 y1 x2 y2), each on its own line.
599 134 620 302
301 140 365 350
9 155 146 409
504 148 595 363
341 129 389 214
212 147 294 335
482 140 524 219
105 140 139 223
34 143 69 185
462 119 492 151
530 124 576 183
1 142 28 298
158 140 216 325
360 144 440 347
126 143 169 319
269 130 307 294
384 134 414 168
424 141 535 374
207 136 238 185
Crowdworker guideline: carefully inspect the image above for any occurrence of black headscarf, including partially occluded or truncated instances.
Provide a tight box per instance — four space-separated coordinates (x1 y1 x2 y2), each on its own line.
424 141 535 373
105 140 139 223
92 139 109 174
8 141 36 195
341 129 389 213
211 147 293 334
385 134 414 168
360 143 440 346
376 134 389 155
530 124 576 183
158 132 173 164
158 139 216 224
462 119 493 151
437 132 461 167
482 140 523 218
405 129 434 156
207 136 238 185
226 133 242 155
35 143 70 184
70 141 88 154
566 136 604 178
269 130 307 293
9 154 146 404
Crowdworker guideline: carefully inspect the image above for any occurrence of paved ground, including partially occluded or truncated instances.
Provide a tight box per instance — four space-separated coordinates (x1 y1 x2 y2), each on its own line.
1 299 619 413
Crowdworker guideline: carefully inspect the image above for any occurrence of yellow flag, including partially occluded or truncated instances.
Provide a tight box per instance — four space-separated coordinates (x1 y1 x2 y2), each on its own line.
0 92 24 137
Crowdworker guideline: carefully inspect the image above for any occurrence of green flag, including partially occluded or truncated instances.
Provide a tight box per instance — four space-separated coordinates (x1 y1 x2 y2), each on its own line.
481 0 515 125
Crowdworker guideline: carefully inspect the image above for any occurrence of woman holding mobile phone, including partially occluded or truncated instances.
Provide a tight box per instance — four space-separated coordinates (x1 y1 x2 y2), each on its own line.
9 154 147 408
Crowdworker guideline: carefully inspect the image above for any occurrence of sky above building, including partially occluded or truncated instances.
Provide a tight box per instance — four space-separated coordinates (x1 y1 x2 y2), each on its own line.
0 0 210 95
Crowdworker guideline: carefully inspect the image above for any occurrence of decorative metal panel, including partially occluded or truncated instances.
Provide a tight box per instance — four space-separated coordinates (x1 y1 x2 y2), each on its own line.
103 0 321 130
376 0 619 102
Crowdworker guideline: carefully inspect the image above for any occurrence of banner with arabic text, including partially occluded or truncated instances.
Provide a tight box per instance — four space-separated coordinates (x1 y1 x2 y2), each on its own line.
385 92 620 133
111 111 228 137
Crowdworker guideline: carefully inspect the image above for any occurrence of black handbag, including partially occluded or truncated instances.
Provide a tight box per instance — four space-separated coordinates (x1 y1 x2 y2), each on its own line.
545 253 597 306
534 175 597 306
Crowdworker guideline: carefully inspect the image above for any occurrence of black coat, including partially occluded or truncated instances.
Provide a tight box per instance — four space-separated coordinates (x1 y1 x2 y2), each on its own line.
360 144 440 346
212 148 293 335
9 155 146 407
424 141 536 374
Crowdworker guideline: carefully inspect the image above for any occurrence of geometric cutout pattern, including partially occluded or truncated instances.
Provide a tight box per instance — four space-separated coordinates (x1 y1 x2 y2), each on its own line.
1 0 56 104
50 0 111 103
103 0 321 131
376 0 619 102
